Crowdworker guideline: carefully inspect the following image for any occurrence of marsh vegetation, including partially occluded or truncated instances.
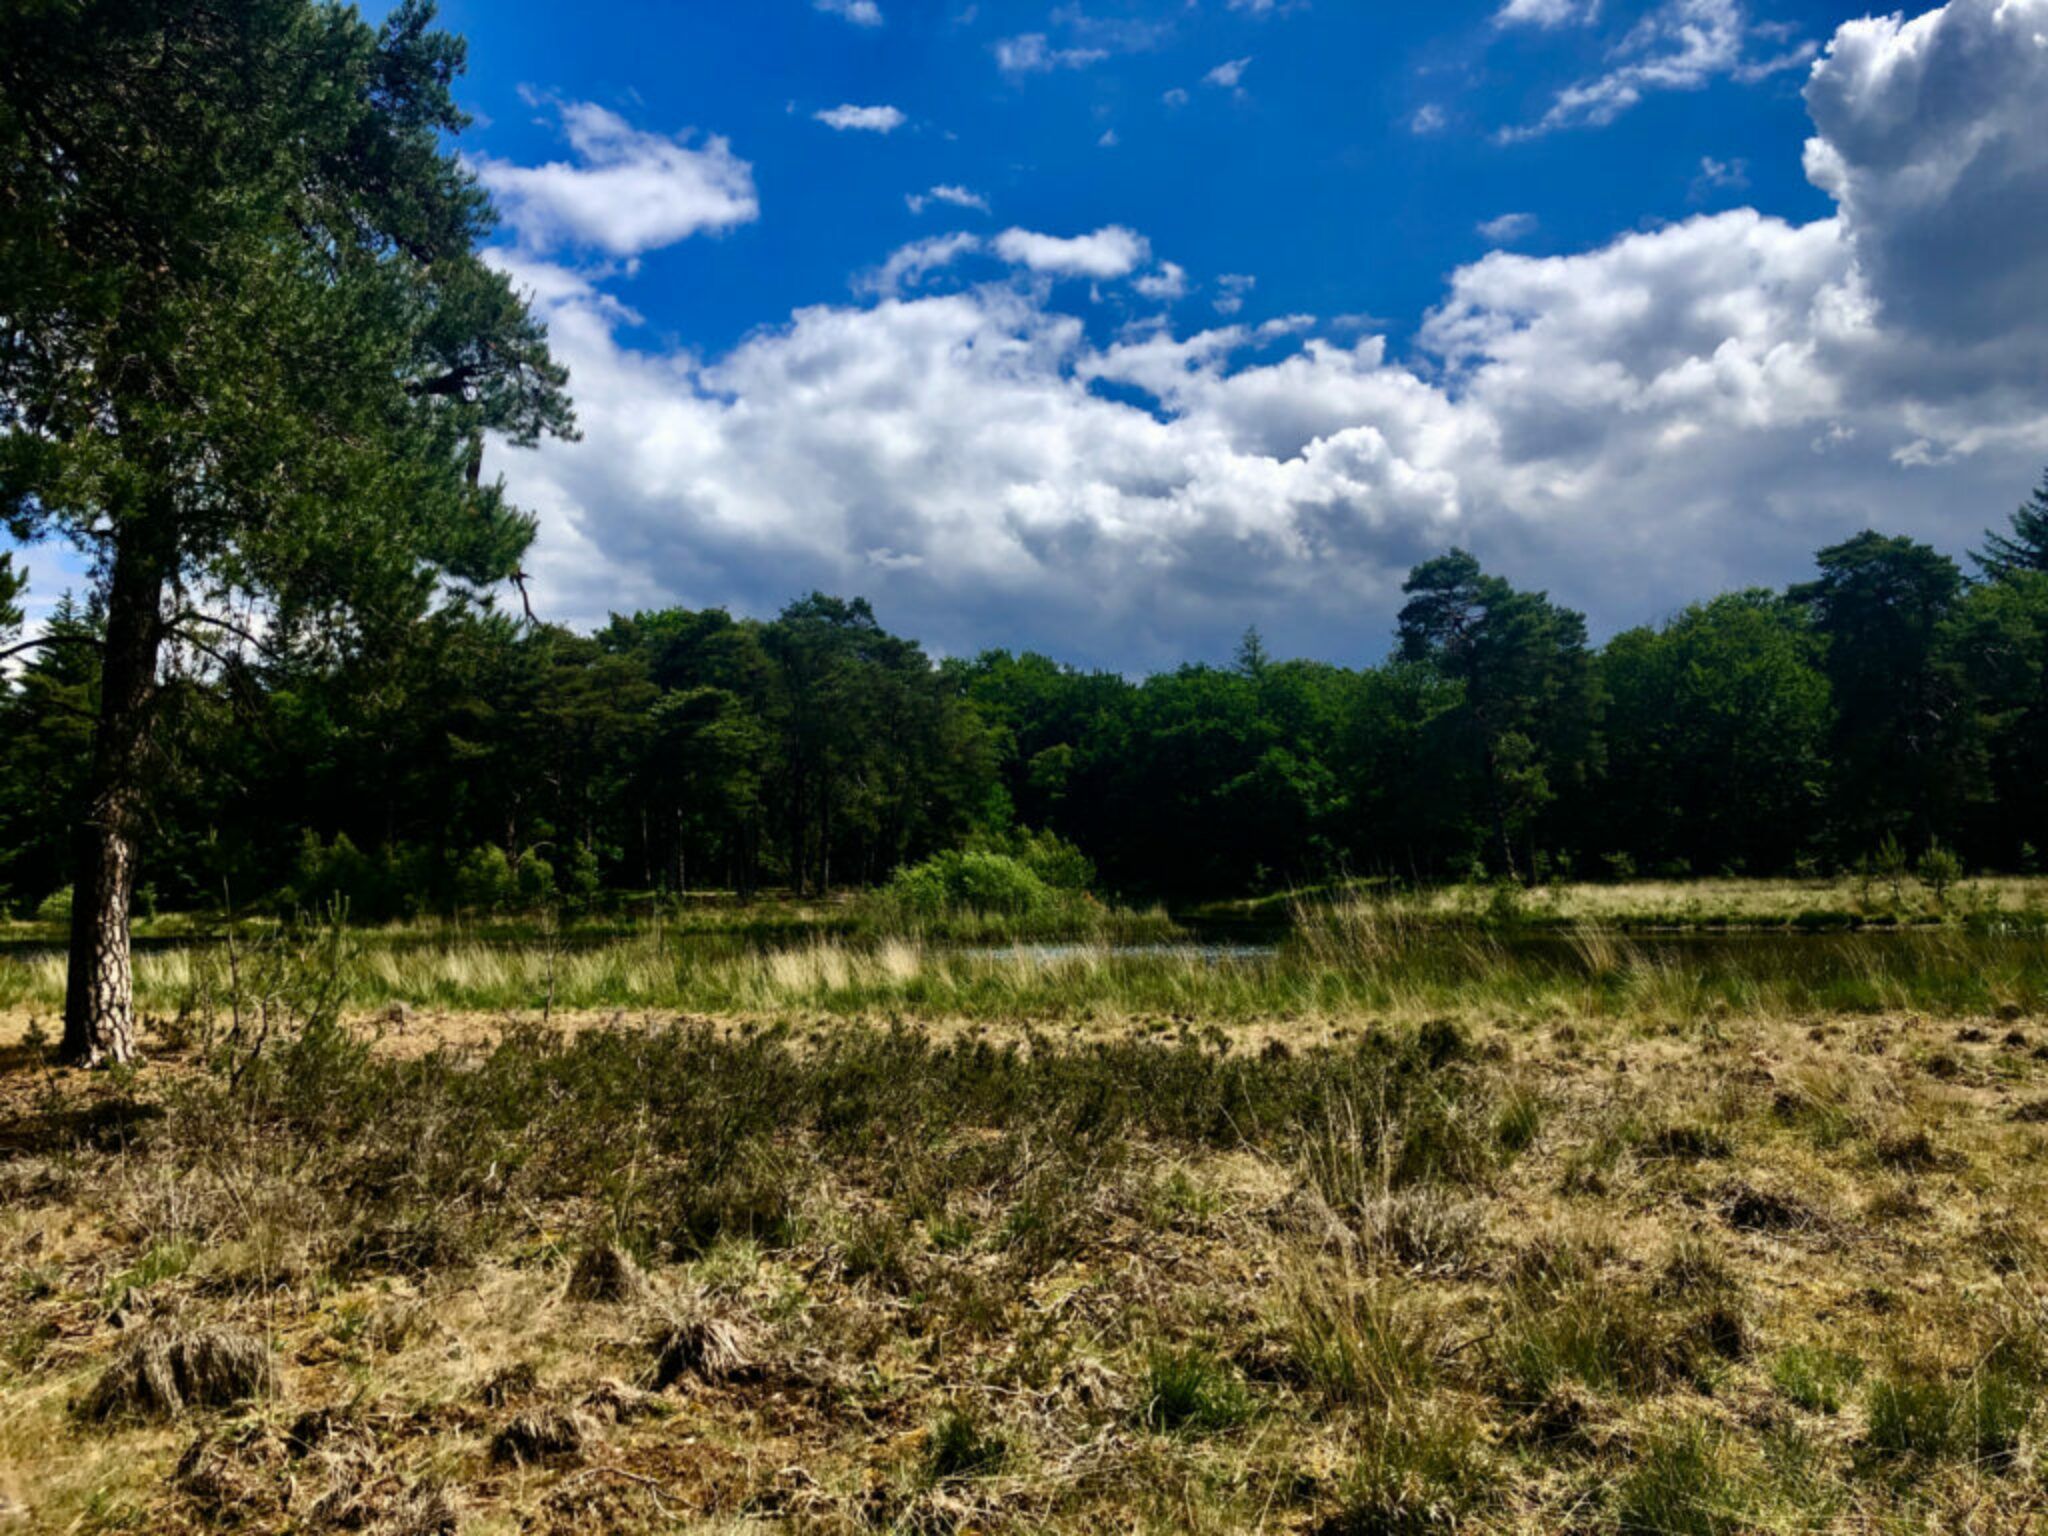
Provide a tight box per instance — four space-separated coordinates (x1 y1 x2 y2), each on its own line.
8 5 2048 1530
6 888 2048 1532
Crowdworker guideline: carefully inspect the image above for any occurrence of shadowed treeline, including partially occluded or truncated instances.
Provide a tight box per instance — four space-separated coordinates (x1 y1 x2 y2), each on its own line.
7 486 2048 914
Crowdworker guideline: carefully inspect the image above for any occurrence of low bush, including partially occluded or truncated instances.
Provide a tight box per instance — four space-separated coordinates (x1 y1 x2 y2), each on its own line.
883 849 1055 915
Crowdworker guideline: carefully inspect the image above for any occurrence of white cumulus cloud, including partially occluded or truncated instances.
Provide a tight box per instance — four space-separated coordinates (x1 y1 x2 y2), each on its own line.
470 102 757 258
1477 212 1538 244
1205 56 1253 89
1134 262 1190 301
1213 273 1258 315
994 33 1108 73
856 232 983 296
907 184 990 215
1802 0 2048 352
1496 0 1598 27
1504 0 1817 139
814 103 907 132
992 225 1150 279
482 0 2048 669
815 0 883 24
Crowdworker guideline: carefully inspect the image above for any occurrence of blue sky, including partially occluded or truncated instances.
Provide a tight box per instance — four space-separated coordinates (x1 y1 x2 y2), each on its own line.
13 0 2048 669
427 0 1840 360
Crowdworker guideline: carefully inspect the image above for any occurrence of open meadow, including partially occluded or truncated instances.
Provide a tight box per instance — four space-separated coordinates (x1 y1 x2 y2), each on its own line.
16 0 2048 1529
5 884 2048 1533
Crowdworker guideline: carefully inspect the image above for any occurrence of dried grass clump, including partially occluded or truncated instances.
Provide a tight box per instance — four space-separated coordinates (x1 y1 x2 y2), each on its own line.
650 1312 756 1390
579 1376 662 1423
1722 1182 1821 1235
565 1241 648 1305
317 1474 458 1536
173 1426 288 1518
85 1326 275 1419
362 1484 459 1536
490 1405 593 1466
290 1410 456 1536
477 1361 540 1408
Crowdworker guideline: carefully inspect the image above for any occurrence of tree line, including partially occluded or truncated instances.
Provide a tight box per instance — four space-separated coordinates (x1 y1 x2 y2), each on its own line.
9 480 2048 917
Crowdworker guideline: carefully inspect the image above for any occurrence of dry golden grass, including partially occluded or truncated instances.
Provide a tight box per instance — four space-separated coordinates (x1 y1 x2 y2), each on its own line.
3 977 2048 1533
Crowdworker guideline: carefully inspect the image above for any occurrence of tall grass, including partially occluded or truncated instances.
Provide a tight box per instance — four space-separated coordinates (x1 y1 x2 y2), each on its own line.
8 910 2048 1024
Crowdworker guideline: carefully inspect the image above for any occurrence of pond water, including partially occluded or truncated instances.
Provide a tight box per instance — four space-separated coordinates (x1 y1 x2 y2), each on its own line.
965 941 1279 965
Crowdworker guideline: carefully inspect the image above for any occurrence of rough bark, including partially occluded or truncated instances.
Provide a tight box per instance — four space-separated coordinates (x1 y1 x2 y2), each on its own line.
62 524 167 1068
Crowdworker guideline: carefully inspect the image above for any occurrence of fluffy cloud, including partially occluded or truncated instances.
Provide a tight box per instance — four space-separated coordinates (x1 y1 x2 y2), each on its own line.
470 102 757 257
1213 274 1257 316
1134 262 1190 302
856 233 982 296
1505 0 1817 139
1693 155 1750 195
485 0 2048 667
814 103 907 132
1204 56 1253 89
907 184 990 215
991 226 1150 279
1803 0 2048 353
993 34 1108 73
815 0 883 24
1496 0 1598 28
1476 212 1538 244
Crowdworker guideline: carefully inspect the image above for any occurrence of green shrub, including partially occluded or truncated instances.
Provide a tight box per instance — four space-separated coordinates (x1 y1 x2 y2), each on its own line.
514 850 556 908
880 828 1098 919
1010 827 1095 891
1874 834 1910 903
34 885 72 924
1917 840 1963 905
454 845 517 912
558 842 602 910
885 849 1053 915
290 831 401 919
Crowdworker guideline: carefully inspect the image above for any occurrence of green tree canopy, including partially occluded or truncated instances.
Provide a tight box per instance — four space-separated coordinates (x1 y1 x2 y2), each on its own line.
1601 592 1829 875
1 0 574 1063
0 552 20 637
1975 469 2048 581
1396 550 1598 879
1792 532 1968 850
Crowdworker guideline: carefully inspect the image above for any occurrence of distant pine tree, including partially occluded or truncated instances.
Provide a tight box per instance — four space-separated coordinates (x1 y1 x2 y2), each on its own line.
1975 468 2048 580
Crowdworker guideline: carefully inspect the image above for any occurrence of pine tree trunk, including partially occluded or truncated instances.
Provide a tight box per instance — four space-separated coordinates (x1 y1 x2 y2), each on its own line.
1482 740 1519 884
62 527 166 1068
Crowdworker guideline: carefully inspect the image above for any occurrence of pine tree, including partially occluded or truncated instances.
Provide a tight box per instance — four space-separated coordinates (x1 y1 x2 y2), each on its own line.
1975 469 2048 580
0 1 574 1064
